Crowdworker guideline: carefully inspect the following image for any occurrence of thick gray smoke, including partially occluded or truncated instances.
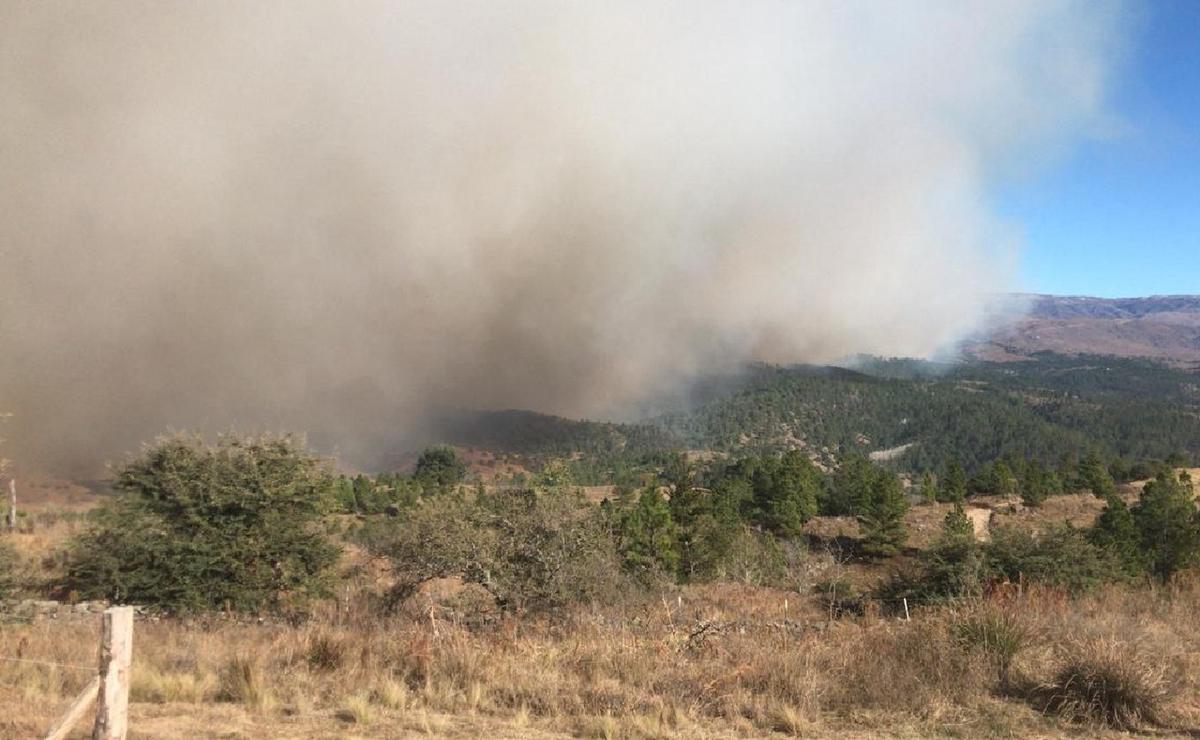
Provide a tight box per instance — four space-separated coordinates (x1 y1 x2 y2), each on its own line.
1 1 1123 471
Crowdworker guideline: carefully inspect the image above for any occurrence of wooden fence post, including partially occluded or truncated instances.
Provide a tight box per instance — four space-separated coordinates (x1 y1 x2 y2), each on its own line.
92 606 133 740
7 478 15 531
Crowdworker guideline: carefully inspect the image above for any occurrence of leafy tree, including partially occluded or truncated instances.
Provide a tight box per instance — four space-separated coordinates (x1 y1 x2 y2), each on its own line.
367 487 625 612
534 459 575 488
1132 472 1200 582
63 434 339 612
413 445 467 491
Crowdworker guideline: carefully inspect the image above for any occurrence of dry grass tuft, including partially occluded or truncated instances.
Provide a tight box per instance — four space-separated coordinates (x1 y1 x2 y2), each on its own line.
336 693 375 724
131 665 217 703
1041 637 1178 730
217 653 271 711
952 603 1031 689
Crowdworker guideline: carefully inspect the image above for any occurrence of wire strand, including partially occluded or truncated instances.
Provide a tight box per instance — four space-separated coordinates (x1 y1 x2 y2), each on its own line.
0 655 94 672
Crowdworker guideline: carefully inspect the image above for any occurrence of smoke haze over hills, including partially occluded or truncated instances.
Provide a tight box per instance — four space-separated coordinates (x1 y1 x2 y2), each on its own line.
0 1 1124 471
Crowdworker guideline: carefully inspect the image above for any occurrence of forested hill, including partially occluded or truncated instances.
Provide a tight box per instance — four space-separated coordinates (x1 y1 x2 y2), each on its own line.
429 353 1200 480
658 354 1200 473
429 408 677 459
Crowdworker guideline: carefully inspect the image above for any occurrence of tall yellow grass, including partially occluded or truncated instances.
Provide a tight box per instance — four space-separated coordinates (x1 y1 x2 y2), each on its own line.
1 579 1197 738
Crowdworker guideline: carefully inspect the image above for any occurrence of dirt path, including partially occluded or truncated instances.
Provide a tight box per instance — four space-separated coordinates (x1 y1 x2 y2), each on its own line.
965 506 993 542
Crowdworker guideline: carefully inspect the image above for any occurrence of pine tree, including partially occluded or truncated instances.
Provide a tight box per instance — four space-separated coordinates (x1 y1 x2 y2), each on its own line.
858 470 909 557
620 488 680 575
763 450 820 536
1089 493 1143 576
1133 472 1200 582
993 461 1017 496
919 471 938 503
938 460 967 503
1021 461 1049 508
1079 453 1116 499
911 502 985 601
941 502 976 544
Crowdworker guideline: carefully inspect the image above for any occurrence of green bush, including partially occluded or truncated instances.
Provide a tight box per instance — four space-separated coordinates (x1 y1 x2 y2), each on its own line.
0 539 17 598
364 487 628 612
413 445 467 492
62 433 339 612
985 524 1120 593
881 517 1119 607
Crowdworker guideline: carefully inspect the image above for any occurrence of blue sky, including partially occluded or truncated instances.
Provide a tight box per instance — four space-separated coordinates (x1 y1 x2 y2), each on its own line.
999 0 1200 298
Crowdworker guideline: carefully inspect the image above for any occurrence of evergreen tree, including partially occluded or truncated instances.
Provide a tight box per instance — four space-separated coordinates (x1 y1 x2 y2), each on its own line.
857 470 909 557
993 460 1017 496
1020 460 1050 508
919 471 938 503
824 454 878 515
939 460 967 503
1133 472 1200 582
1079 453 1116 499
1089 493 1143 576
941 502 976 544
62 434 339 612
762 450 820 536
619 488 680 575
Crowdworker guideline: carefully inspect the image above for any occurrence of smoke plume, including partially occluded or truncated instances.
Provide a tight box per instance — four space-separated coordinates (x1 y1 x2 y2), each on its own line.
0 1 1123 471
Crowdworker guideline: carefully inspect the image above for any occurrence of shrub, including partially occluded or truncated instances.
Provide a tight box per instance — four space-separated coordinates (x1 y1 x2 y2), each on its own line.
985 524 1120 594
877 503 985 606
61 433 340 612
1043 638 1176 730
714 527 792 586
365 488 629 612
814 578 862 618
0 540 17 598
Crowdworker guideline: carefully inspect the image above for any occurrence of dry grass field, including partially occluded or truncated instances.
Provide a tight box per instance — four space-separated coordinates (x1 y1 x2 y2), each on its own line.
3 580 1200 738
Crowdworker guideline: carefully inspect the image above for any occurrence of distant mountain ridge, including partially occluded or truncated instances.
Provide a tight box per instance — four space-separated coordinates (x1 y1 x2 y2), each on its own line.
1022 294 1200 320
976 293 1200 365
